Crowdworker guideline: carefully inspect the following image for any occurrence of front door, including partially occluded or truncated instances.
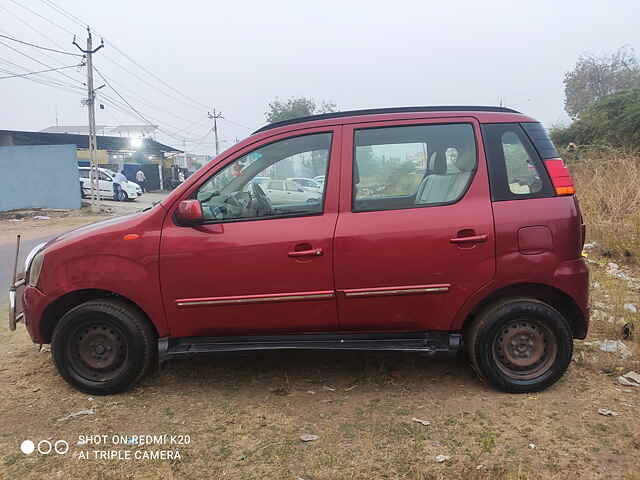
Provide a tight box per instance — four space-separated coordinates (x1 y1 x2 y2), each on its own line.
160 128 341 338
334 118 495 331
98 171 115 199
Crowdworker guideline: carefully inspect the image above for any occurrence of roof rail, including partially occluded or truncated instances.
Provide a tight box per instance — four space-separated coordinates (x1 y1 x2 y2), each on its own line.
253 105 521 134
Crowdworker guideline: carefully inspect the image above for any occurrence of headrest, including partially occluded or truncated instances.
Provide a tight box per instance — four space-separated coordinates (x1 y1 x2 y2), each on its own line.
454 150 476 172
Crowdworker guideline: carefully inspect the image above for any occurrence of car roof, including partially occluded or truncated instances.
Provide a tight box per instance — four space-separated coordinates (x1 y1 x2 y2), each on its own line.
253 106 534 134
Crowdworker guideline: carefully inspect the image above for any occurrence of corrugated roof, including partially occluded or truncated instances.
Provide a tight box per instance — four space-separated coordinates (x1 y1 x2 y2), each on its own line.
0 129 181 154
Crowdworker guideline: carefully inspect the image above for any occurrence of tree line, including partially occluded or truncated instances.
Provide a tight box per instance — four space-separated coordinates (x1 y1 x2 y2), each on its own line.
552 46 640 150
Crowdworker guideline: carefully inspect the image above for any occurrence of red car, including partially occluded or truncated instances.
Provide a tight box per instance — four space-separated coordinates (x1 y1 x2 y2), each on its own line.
9 106 588 395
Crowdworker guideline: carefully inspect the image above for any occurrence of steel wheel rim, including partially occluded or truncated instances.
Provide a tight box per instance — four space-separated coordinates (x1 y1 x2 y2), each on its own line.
492 318 557 380
66 320 128 382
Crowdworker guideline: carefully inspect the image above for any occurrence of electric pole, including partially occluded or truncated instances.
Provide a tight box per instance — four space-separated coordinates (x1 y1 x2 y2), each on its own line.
208 108 223 155
74 27 104 213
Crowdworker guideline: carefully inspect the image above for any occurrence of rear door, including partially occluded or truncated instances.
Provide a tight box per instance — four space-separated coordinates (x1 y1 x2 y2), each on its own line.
334 118 495 331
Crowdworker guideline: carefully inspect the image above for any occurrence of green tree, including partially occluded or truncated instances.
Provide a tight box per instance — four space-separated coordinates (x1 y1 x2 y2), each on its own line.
551 88 640 149
265 97 337 123
563 46 640 119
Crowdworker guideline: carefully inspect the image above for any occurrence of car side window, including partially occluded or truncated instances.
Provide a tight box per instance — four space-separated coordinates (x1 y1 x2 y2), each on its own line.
99 172 111 181
501 131 543 195
353 123 477 212
195 133 331 222
268 180 284 191
481 123 555 202
286 180 300 191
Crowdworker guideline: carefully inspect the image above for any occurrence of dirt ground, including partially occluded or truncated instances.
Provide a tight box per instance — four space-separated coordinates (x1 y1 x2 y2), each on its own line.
0 192 167 244
0 215 639 479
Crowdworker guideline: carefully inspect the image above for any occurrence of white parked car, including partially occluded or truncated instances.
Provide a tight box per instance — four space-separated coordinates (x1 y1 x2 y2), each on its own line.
264 179 321 205
287 177 322 193
312 175 326 188
78 167 142 201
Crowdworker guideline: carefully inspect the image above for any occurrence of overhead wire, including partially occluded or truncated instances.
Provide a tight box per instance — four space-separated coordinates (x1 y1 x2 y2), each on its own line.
6 0 78 36
0 38 85 86
0 33 83 57
6 0 253 149
93 65 213 143
0 63 83 80
35 0 254 131
0 4 87 87
0 54 85 93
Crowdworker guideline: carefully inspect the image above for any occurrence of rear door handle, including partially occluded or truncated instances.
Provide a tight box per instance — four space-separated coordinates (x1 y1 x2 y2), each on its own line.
288 248 323 258
450 234 488 244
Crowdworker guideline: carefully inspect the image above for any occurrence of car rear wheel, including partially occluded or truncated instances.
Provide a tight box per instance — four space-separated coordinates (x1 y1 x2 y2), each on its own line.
51 299 156 395
465 298 572 393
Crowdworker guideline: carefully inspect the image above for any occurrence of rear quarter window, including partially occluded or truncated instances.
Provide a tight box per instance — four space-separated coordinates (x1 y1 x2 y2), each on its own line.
481 123 555 201
521 122 559 159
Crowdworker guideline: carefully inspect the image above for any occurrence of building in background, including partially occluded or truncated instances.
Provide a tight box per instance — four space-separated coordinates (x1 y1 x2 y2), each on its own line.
0 129 182 191
0 144 81 211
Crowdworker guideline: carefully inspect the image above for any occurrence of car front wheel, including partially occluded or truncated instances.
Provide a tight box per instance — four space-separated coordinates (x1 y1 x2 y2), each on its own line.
465 298 573 393
51 299 156 395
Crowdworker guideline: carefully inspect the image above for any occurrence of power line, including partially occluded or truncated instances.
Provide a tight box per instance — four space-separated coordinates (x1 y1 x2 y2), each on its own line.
0 38 85 87
6 0 78 36
0 4 86 87
0 33 82 57
92 65 155 126
37 0 87 28
7 0 253 142
33 0 254 131
0 54 85 93
0 63 83 79
93 65 210 143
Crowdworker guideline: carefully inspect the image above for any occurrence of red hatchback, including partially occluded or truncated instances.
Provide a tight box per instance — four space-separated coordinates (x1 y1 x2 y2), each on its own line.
9 106 589 395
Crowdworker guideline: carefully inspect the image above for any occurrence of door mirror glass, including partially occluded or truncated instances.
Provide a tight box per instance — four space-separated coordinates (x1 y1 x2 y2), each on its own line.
176 199 204 225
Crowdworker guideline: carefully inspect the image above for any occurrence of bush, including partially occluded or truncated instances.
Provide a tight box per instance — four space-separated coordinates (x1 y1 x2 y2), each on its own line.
551 88 640 149
571 150 640 259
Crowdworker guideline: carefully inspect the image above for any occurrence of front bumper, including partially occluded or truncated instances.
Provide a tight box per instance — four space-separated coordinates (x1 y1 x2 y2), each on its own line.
8 275 25 331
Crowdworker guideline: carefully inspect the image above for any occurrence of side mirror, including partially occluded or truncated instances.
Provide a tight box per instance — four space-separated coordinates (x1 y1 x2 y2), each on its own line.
176 199 204 225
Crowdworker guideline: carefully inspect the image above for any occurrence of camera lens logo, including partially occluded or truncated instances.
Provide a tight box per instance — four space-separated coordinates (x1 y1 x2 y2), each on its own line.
20 440 35 455
20 439 69 455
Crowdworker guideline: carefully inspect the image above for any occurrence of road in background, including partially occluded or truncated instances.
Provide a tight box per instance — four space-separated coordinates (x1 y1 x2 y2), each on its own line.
0 192 169 306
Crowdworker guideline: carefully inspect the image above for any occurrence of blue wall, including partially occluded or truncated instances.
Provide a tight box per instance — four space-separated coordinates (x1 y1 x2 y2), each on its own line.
0 144 81 211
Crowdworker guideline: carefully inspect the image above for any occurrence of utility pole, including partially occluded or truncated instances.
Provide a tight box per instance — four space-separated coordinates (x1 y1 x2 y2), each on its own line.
74 27 104 213
208 108 223 156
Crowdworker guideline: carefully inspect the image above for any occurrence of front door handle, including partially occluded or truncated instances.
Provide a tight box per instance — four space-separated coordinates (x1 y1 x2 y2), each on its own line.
288 248 323 258
450 234 488 244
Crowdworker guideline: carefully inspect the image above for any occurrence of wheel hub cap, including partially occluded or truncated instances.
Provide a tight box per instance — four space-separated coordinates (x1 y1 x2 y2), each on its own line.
76 325 124 371
492 319 557 380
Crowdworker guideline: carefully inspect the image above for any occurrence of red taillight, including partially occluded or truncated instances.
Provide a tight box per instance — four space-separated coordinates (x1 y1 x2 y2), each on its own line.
544 158 575 196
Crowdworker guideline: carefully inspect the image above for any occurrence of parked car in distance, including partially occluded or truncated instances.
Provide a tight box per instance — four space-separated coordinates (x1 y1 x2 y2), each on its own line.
312 175 325 188
78 167 142 201
287 177 322 193
10 106 588 395
264 179 321 204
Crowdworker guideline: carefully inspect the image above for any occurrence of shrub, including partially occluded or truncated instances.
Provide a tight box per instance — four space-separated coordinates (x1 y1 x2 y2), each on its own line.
570 150 640 260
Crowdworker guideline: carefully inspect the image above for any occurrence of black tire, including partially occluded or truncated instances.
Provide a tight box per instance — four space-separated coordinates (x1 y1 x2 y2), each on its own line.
465 298 572 393
117 190 127 202
51 299 156 395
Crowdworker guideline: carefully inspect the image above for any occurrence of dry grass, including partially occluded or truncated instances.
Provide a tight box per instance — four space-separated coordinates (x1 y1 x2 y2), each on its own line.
2 281 640 480
569 150 640 260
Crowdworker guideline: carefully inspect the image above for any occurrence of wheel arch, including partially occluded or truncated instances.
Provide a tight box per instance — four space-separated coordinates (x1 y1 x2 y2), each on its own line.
40 289 159 344
461 283 588 339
